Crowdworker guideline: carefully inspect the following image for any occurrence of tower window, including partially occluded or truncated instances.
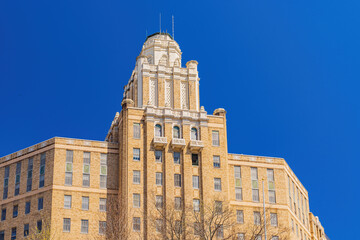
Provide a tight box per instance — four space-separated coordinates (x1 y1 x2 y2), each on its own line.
192 154 199 166
173 126 180 139
155 124 162 137
212 131 220 146
191 127 198 140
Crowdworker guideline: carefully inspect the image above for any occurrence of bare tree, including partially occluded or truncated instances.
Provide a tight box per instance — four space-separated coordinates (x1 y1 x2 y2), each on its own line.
243 208 291 240
190 200 236 240
147 196 191 240
28 219 58 240
94 194 134 240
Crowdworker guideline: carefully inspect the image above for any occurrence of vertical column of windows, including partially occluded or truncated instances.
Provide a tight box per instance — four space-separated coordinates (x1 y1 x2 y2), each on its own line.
65 150 73 186
82 152 90 187
133 171 141 184
213 156 220 168
26 158 33 192
100 153 107 188
3 167 9 200
14 162 21 196
39 153 46 188
25 201 31 214
251 167 259 202
234 166 242 201
267 169 276 203
133 217 140 232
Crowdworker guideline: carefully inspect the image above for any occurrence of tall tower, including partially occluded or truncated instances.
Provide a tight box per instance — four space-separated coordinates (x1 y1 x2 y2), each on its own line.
106 32 229 239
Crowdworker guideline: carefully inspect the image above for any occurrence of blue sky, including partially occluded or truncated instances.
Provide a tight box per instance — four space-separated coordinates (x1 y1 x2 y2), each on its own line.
1 0 359 238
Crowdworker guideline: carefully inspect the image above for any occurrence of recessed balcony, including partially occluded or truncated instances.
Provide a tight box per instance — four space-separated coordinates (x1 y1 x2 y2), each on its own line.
171 138 186 150
189 140 204 152
153 137 167 149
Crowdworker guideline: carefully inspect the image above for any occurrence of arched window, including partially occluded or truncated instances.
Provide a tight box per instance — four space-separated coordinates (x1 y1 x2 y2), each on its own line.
155 124 162 137
191 127 198 140
173 126 180 139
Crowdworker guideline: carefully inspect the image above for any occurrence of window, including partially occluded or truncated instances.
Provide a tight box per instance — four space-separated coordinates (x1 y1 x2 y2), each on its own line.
0 231 4 240
156 172 163 186
194 222 201 236
63 218 71 232
64 195 72 209
81 219 89 234
192 176 199 189
214 178 222 191
192 154 199 166
38 197 44 210
133 217 140 232
173 152 180 164
3 166 9 200
65 150 73 186
37 220 42 232
82 196 89 210
193 199 200 212
216 225 224 239
24 223 29 237
155 150 162 163
191 127 198 140
174 197 182 210
212 130 219 146
1 208 6 221
133 148 140 161
156 196 163 208
270 213 278 226
175 220 182 235
11 227 16 240
99 221 106 235
174 174 181 187
83 152 91 187
267 169 276 203
213 155 220 168
155 124 162 137
39 153 46 188
251 168 259 202
235 188 242 201
236 210 244 224
254 211 261 225
133 194 140 208
173 126 180 138
237 233 245 240
133 170 140 184
13 205 18 218
255 235 262 240
215 201 222 214
156 219 163 233
99 198 106 211
25 201 31 214
291 219 294 232
27 158 33 192
100 153 107 188
133 123 140 139
272 236 279 240
14 162 21 196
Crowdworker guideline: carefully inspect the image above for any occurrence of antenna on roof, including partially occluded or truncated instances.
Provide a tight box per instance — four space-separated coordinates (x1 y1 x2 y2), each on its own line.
159 13 162 34
172 15 175 40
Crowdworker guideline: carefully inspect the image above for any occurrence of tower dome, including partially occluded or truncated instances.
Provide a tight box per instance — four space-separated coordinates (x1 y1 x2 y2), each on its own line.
140 32 182 67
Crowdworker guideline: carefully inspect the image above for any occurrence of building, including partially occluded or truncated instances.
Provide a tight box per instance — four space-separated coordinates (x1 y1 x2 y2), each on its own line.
0 33 326 240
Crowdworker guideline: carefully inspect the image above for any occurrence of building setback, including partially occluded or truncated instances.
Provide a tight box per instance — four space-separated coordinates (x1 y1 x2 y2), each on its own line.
0 33 326 240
